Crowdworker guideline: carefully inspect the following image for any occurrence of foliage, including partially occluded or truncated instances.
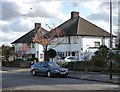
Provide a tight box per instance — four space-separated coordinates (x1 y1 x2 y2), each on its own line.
95 45 110 58
2 61 31 68
91 45 110 68
2 45 15 62
17 43 29 59
114 29 120 49
91 56 107 68
57 61 68 68
111 52 120 62
12 58 24 62
27 57 38 62
47 49 57 58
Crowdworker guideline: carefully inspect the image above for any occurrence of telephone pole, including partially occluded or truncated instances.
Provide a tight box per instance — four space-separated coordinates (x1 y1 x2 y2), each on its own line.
109 0 112 79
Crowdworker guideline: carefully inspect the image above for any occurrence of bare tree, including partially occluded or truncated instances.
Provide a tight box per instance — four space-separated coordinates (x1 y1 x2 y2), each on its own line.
19 43 29 61
33 25 64 61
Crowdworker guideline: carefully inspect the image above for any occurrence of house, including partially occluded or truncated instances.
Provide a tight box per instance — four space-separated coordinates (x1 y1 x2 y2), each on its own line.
11 23 48 61
12 11 115 61
49 11 115 61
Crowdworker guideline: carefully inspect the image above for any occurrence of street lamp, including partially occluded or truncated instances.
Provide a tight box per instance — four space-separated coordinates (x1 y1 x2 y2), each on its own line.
109 0 112 79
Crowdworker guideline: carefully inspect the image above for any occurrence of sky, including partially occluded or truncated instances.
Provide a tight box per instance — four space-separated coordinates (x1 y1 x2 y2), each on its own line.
0 0 119 46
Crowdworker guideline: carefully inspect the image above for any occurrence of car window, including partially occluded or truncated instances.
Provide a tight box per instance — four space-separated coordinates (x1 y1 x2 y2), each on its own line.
48 62 60 68
34 62 41 67
41 62 48 68
67 57 76 59
68 57 74 59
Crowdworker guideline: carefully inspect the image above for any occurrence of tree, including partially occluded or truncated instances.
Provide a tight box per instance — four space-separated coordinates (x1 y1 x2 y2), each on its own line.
92 45 110 68
114 29 120 49
47 49 57 59
19 43 29 61
95 45 110 58
2 45 15 62
33 25 64 61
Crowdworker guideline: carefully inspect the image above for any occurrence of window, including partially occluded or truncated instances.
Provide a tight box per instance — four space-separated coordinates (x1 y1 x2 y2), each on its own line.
64 37 68 43
72 52 75 56
31 43 35 48
40 54 43 59
94 42 100 47
27 43 31 48
73 36 77 44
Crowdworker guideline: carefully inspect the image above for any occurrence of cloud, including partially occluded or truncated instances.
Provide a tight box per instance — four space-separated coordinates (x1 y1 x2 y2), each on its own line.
25 1 68 23
84 1 118 26
1 2 21 20
0 30 25 45
1 0 119 46
86 12 109 23
0 0 69 46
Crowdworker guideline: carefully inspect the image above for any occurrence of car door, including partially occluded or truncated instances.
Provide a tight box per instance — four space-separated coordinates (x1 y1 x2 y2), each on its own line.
40 62 48 74
34 62 41 73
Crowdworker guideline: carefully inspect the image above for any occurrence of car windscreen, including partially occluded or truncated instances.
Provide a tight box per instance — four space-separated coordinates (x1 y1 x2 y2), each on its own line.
67 57 77 60
48 62 60 68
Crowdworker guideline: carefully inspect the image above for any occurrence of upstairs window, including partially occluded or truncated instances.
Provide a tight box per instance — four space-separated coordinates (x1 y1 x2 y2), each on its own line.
94 42 100 47
27 43 31 48
31 43 35 48
73 36 77 44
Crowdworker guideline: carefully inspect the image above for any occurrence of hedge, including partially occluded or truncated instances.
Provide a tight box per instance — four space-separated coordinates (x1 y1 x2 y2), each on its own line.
2 61 31 68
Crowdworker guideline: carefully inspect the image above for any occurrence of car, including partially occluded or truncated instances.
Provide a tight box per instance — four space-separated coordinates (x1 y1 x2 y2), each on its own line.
30 61 68 77
64 56 78 62
56 56 64 62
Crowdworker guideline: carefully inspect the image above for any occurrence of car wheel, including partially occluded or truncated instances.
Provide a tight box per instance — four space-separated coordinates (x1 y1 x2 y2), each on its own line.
47 71 51 77
32 70 37 76
63 74 68 78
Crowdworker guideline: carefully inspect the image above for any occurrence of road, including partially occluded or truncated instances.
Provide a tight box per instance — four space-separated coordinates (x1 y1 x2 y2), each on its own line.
2 69 119 91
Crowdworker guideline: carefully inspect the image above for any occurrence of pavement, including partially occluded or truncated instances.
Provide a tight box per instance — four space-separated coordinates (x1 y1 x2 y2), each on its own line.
68 71 120 85
1 66 120 85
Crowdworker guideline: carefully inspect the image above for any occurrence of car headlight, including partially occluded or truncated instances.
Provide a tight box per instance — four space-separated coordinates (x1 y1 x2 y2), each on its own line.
55 69 60 72
65 69 68 73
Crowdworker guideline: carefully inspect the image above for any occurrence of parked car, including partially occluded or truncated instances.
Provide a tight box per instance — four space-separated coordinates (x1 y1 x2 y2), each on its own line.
30 61 68 77
56 56 64 62
64 56 78 62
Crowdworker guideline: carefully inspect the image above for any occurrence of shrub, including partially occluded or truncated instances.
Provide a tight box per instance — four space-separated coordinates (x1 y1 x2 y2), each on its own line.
91 56 107 68
57 61 68 68
27 57 38 62
13 58 24 62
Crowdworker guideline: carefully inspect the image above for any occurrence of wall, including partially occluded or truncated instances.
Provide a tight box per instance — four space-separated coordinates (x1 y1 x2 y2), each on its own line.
82 36 110 52
51 36 110 61
14 43 44 61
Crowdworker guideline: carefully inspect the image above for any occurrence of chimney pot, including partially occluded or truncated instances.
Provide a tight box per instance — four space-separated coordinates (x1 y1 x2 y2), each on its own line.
35 23 41 29
71 11 79 18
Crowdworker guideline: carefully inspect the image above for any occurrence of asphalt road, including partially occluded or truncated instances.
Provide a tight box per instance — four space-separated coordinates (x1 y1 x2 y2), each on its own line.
2 69 119 91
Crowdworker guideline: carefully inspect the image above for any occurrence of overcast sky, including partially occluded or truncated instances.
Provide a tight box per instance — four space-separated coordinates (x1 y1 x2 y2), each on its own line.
0 0 119 46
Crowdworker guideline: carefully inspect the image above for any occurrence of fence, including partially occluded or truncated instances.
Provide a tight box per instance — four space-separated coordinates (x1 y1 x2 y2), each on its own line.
57 61 120 75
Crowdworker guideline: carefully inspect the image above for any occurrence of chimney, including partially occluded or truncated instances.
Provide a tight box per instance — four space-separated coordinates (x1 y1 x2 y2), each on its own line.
71 11 79 18
35 23 41 29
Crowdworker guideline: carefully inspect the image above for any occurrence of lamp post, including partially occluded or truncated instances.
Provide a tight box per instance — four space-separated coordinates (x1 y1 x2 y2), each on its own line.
109 0 112 79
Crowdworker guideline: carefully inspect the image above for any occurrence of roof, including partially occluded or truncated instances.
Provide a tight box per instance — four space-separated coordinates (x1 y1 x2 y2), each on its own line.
12 12 114 44
57 17 79 36
11 27 48 44
57 16 111 37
